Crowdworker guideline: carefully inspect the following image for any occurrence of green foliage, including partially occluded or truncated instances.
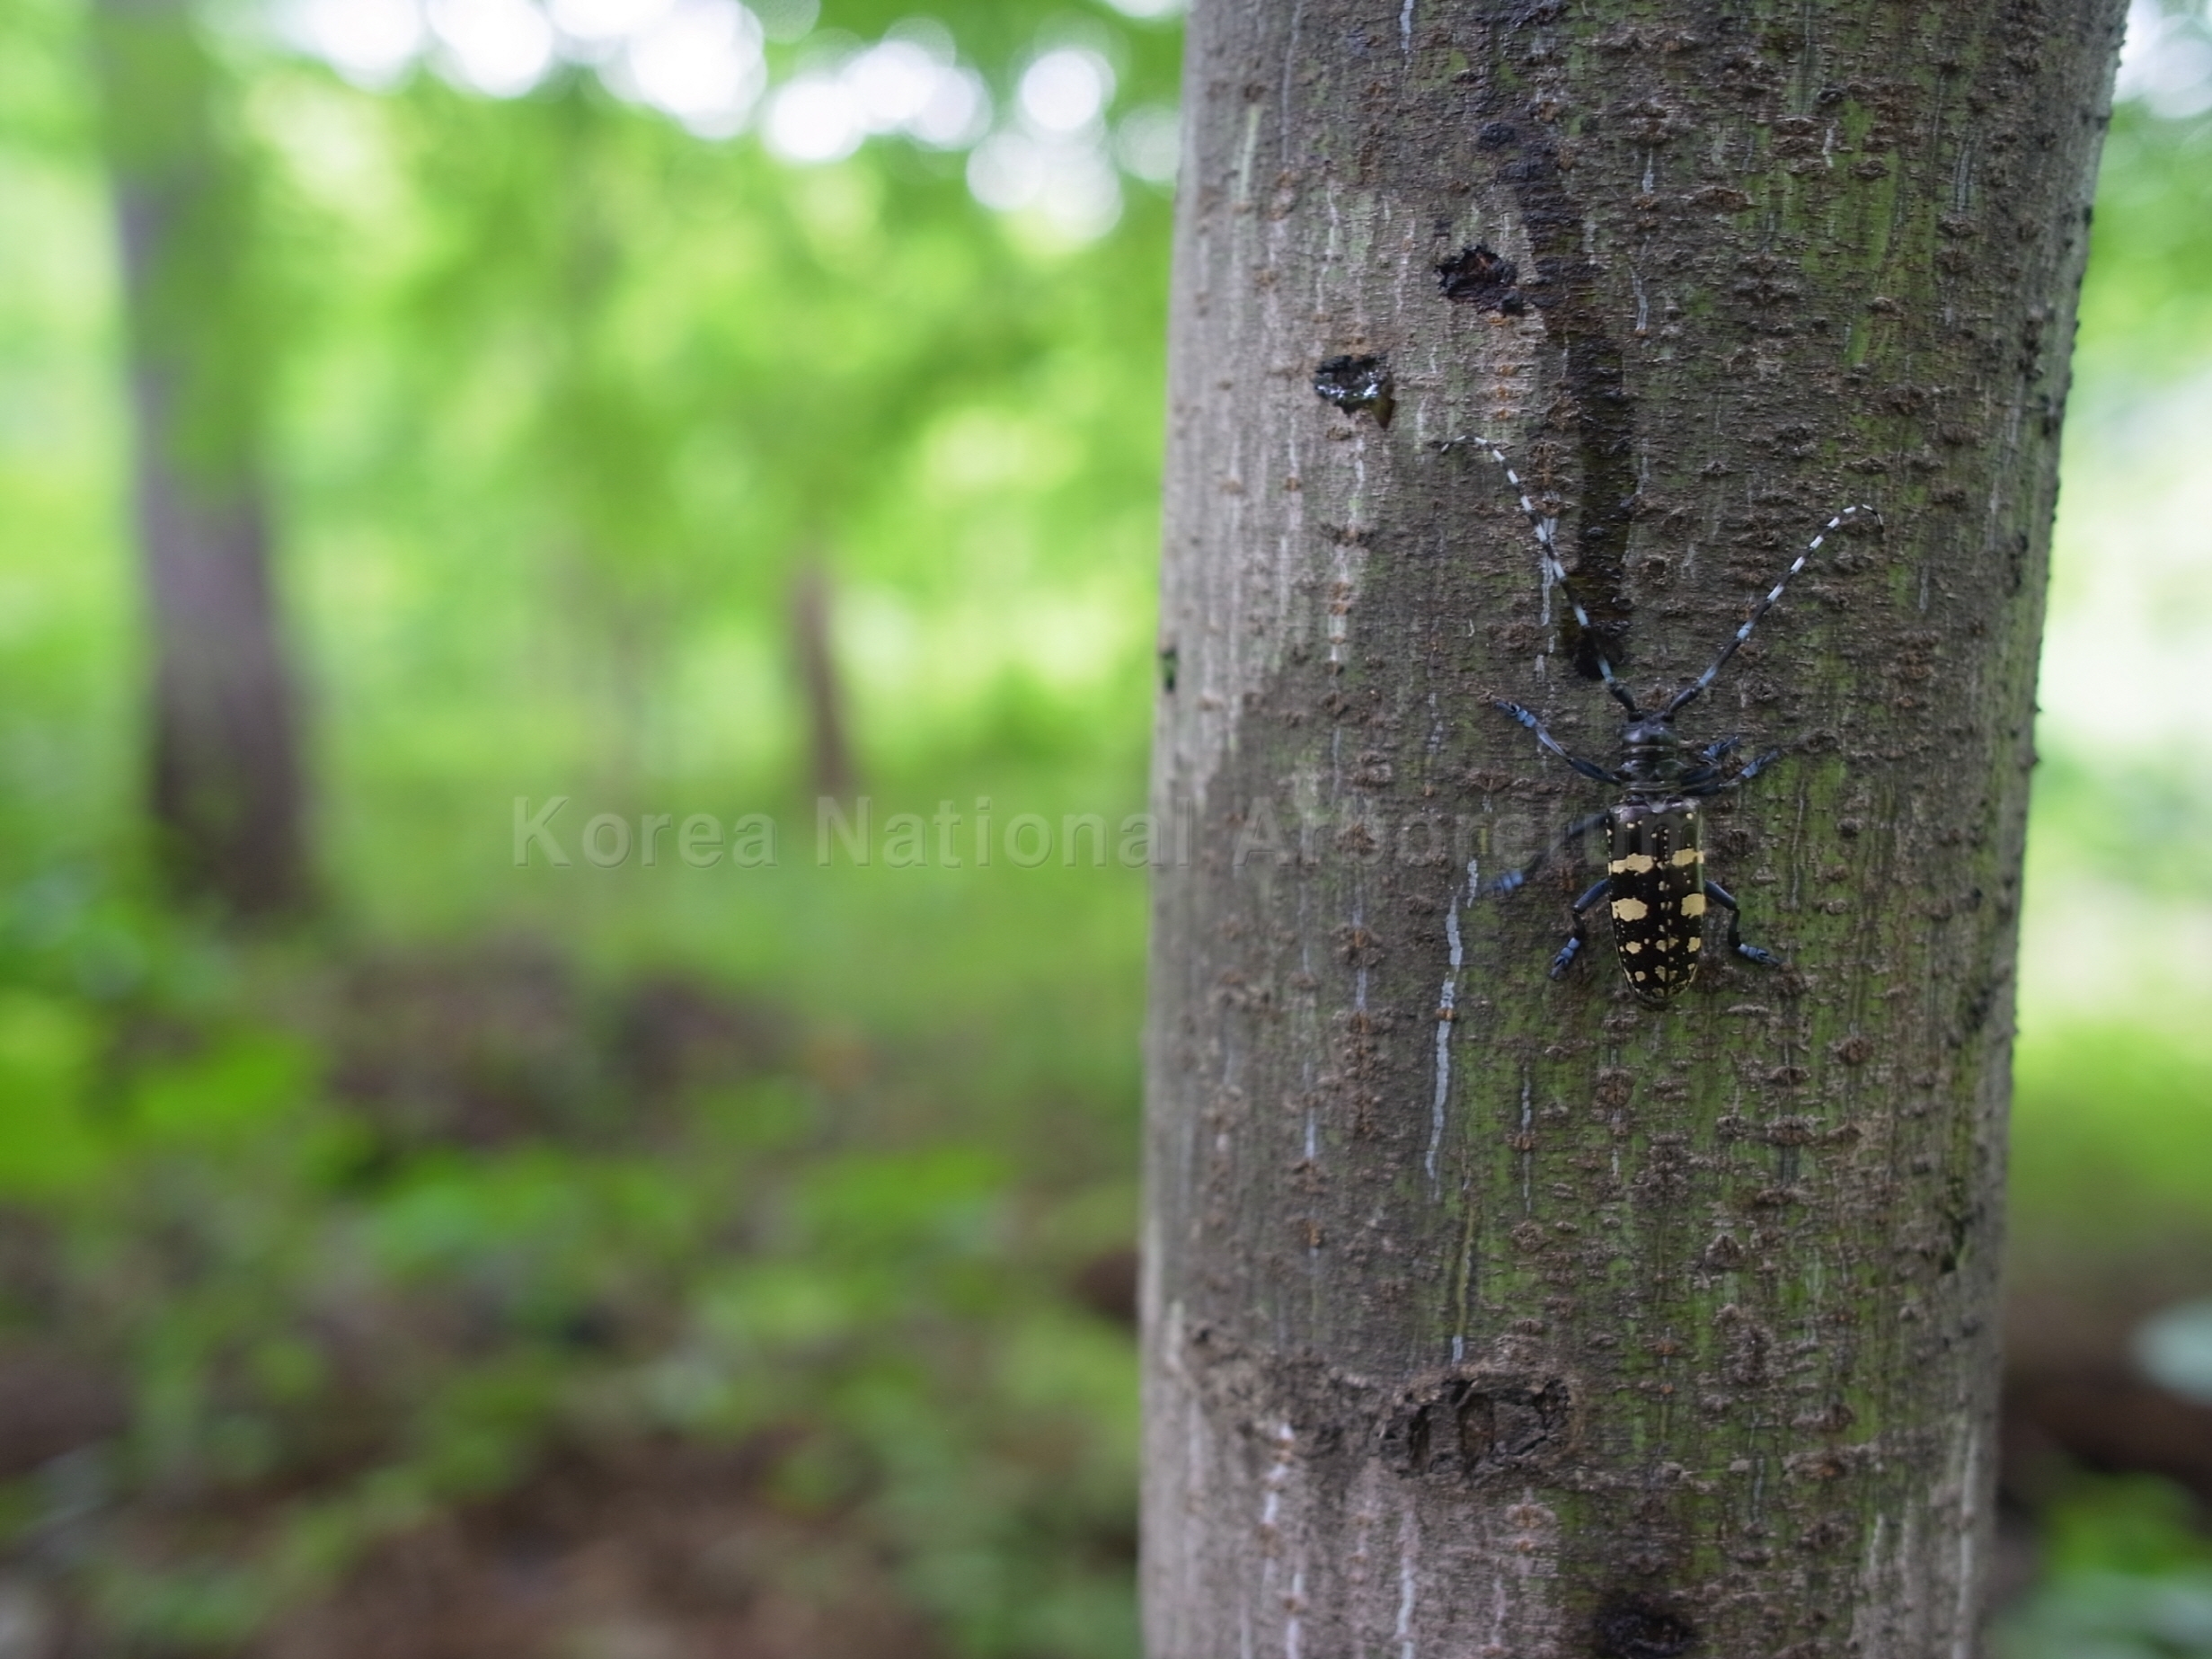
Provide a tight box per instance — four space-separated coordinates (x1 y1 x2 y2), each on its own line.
2011 1024 2212 1255
0 909 1139 1651
1999 1478 2212 1659
2080 107 2212 384
0 993 102 1199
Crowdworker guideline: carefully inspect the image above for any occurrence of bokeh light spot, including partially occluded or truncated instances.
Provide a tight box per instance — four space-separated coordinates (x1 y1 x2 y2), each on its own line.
611 0 767 138
2117 0 2212 119
765 75 864 163
427 0 558 97
288 0 429 87
1018 48 1114 135
1115 104 1181 184
548 0 674 45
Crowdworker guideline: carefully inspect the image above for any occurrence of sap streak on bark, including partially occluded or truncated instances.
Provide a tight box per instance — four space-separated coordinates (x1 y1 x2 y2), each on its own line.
1142 1 2124 1655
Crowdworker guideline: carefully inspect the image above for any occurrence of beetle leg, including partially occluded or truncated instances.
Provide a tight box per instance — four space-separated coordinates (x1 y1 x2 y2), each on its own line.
1686 746 1786 799
1549 876 1612 979
1491 701 1624 785
1678 736 1742 789
1731 746 1786 785
1482 812 1606 899
1704 879 1778 966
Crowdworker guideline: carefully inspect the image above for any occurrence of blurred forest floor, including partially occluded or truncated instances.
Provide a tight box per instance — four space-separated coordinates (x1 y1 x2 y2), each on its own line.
0 2 2210 1655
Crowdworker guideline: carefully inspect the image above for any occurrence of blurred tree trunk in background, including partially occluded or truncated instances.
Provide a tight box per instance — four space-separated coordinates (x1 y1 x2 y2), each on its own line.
1143 1 2124 1654
91 0 308 918
792 562 856 800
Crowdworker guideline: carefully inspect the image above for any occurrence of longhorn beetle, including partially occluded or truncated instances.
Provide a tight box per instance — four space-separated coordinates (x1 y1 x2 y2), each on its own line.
1455 439 1875 1005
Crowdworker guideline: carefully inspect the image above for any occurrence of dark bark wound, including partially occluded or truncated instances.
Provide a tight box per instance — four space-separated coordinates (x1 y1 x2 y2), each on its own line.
1594 1597 1700 1659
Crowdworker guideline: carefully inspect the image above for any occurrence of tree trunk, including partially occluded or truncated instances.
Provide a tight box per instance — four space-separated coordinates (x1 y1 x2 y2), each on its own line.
792 562 858 801
93 0 309 918
1142 3 2124 1655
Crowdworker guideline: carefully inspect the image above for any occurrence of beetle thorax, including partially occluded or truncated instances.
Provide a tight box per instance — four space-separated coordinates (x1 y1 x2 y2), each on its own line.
1617 717 1686 794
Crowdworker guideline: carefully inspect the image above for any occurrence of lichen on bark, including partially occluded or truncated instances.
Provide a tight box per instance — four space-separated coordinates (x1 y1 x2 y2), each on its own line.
1142 3 2127 1654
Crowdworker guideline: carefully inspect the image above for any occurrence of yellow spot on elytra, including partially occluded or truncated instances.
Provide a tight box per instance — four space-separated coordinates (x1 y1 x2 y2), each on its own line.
1612 897 1650 922
1634 971 1649 982
1681 892 1708 918
1687 936 1703 952
1672 847 1701 867
1624 941 1643 954
1655 936 1672 951
1611 854 1655 874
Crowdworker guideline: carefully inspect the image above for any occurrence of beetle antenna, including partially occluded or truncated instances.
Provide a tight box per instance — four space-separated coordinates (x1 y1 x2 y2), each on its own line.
1455 437 1640 716
1663 503 1879 718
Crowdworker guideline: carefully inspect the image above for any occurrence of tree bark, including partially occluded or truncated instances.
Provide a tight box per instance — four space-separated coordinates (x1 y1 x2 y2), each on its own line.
93 0 309 918
1142 3 2124 1655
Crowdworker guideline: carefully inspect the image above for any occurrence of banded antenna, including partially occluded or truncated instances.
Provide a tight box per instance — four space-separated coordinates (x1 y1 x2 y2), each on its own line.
1455 437 1639 716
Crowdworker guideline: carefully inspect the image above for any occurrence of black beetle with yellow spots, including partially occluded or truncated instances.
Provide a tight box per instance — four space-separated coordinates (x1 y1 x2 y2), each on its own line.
1462 445 1877 1006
